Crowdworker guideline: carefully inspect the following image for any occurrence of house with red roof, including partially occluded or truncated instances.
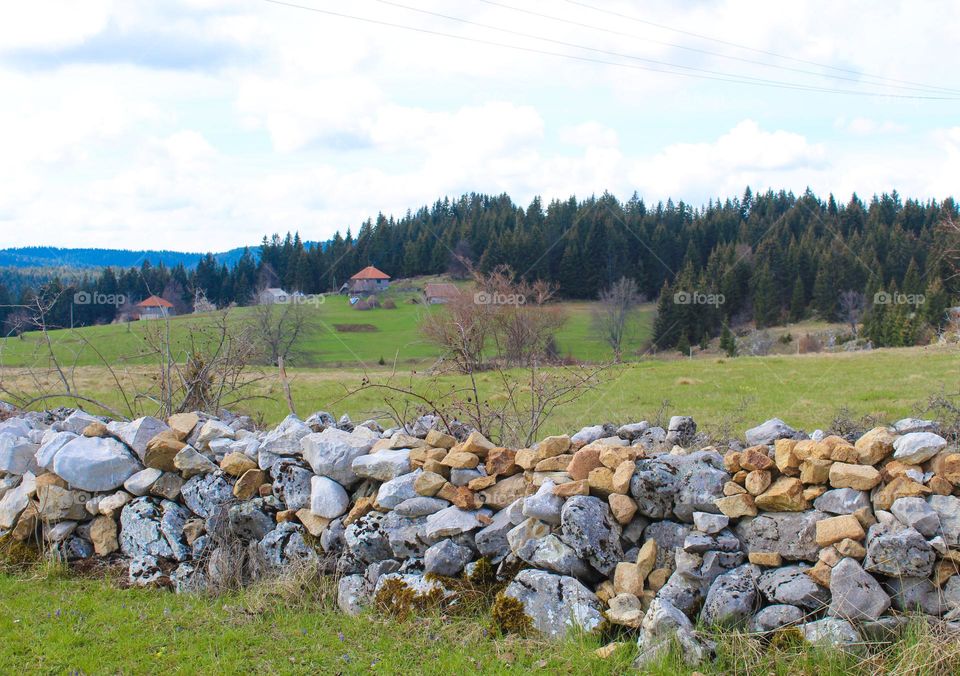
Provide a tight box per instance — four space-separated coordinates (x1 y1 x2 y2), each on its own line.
347 266 391 294
136 295 174 320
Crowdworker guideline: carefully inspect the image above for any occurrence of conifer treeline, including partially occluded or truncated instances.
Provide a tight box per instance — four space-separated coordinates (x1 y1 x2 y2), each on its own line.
2 188 956 348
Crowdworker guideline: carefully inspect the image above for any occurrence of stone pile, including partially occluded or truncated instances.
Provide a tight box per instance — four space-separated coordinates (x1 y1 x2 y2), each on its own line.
1 407 960 667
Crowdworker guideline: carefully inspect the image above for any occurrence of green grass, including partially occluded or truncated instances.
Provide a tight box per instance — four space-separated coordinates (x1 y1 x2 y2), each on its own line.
0 571 953 675
4 344 958 436
0 292 657 369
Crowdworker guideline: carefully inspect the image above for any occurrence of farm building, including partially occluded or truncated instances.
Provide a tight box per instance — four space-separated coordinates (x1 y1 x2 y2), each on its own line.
258 288 291 304
348 266 391 294
136 295 174 320
424 282 460 304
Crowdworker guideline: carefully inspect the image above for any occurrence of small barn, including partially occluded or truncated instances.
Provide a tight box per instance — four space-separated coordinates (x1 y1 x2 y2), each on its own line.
424 282 460 304
136 295 174 320
348 266 391 294
258 288 290 304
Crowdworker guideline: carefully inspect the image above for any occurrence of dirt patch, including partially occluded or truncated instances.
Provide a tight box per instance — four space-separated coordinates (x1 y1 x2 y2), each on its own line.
333 324 379 333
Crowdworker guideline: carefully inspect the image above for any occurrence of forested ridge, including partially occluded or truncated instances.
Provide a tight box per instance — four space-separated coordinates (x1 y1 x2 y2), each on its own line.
1 188 956 349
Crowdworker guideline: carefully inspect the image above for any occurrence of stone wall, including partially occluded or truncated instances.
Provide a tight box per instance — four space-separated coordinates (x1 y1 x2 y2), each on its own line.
1 404 959 667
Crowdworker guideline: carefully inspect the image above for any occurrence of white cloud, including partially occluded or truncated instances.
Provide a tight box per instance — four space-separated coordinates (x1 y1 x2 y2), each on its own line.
0 0 959 250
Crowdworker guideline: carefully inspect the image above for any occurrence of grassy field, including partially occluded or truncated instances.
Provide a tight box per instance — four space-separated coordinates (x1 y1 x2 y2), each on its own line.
3 344 957 437
0 569 953 675
0 288 656 369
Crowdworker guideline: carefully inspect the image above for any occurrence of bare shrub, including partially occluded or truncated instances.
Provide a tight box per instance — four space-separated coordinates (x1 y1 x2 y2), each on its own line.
798 333 823 354
593 276 643 361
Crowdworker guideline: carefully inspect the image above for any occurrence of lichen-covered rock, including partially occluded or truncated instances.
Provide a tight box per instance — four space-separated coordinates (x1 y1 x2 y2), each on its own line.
424 539 472 577
700 564 760 627
630 458 680 519
927 495 960 547
270 460 313 511
120 497 189 560
757 564 829 610
344 511 393 564
863 523 935 578
257 522 319 571
337 574 372 616
886 577 945 616
829 557 890 621
128 554 164 587
750 604 805 632
734 511 824 562
800 617 861 650
502 569 603 639
559 495 622 576
635 597 715 668
180 472 234 519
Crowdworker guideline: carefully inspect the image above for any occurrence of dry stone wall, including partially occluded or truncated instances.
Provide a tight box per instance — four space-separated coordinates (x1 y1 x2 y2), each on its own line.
2 403 960 667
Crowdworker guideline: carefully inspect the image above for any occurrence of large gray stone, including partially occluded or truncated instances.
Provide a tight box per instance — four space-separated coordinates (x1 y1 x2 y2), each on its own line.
0 435 39 475
734 511 825 562
351 450 411 482
310 475 349 519
559 495 622 576
424 506 485 540
891 497 940 538
813 488 871 515
116 416 170 462
864 523 935 578
180 472 234 518
700 564 760 627
337 574 372 616
34 431 77 470
301 427 375 487
643 520 693 569
0 473 33 528
522 479 564 525
657 570 707 617
424 539 472 577
758 565 829 610
635 597 714 668
257 522 319 572
630 457 681 519
525 534 594 580
829 557 890 621
927 495 960 547
475 505 514 563
886 577 945 616
375 470 422 510
750 604 805 632
120 498 179 560
270 460 313 510
800 617 861 650
393 496 449 517
892 432 946 464
343 512 393 564
227 499 274 541
502 569 603 639
260 415 310 456
53 436 141 492
745 418 797 446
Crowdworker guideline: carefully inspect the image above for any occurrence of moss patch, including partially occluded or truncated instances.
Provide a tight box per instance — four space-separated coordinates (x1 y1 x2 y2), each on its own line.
490 592 533 636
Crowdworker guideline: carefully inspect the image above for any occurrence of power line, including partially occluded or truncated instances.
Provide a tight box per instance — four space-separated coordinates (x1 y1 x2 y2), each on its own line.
476 0 960 97
561 0 960 96
261 0 960 99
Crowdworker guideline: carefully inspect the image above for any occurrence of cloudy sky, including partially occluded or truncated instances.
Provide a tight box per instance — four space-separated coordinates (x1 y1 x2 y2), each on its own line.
1 0 958 252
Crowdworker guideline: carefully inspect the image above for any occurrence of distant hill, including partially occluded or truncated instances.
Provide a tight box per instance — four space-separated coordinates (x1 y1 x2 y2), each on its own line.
0 246 257 270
